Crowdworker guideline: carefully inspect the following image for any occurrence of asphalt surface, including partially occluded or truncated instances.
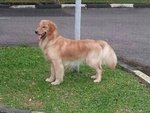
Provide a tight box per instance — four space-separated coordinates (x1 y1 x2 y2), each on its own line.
0 8 150 75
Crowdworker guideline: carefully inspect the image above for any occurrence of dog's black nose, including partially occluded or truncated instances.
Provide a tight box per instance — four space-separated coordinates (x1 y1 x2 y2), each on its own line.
35 31 38 34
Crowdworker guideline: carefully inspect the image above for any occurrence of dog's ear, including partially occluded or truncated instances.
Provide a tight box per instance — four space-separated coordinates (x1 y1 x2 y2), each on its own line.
47 22 56 36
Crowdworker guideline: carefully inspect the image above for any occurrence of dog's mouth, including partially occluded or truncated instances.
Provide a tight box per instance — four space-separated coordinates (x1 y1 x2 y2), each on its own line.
35 32 46 40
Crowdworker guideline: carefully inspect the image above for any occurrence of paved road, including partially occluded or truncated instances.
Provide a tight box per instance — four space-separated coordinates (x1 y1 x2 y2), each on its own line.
0 8 150 75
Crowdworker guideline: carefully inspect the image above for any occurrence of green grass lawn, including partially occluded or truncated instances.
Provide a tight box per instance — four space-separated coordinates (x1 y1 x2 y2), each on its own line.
0 0 150 4
0 47 149 113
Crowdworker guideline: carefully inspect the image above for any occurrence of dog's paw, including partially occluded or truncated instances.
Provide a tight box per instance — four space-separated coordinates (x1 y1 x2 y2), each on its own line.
45 78 54 83
51 80 61 85
91 75 96 79
94 79 101 83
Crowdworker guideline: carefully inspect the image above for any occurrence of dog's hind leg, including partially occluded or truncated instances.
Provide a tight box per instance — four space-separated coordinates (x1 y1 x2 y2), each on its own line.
93 65 102 83
86 57 102 83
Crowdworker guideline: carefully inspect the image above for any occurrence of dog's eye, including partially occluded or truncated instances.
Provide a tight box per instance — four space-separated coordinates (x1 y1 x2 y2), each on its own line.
42 26 46 28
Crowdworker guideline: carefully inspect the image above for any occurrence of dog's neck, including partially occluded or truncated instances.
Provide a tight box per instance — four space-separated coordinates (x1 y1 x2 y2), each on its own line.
50 30 60 40
39 30 60 51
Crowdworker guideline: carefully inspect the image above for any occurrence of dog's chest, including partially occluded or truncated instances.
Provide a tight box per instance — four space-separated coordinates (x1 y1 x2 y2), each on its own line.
39 38 48 51
39 39 52 60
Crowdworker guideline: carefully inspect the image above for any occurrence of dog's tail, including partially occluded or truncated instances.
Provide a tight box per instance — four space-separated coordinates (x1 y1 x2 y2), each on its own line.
98 40 117 69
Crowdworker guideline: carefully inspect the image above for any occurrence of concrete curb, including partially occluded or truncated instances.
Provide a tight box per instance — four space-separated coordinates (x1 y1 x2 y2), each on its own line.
0 4 10 8
86 4 111 8
134 3 150 8
0 107 30 113
0 107 44 113
110 4 134 8
118 61 150 86
35 4 61 9
61 4 86 8
0 3 150 9
10 5 35 8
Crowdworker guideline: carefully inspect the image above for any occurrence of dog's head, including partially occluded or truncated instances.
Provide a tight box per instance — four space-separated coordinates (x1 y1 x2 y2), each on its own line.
35 20 57 40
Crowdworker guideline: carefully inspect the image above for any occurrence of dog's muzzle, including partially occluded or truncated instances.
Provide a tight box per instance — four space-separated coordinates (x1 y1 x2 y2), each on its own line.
35 31 38 34
35 31 46 40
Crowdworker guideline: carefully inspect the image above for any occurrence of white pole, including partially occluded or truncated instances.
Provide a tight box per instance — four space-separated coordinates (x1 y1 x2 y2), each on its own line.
74 0 81 72
75 0 81 40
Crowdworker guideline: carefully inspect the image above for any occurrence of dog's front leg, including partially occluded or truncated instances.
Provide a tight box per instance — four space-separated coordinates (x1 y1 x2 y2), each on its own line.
46 64 55 83
51 59 64 85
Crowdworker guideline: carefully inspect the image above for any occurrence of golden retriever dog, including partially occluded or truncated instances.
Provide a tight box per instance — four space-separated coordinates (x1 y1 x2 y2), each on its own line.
35 20 117 85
